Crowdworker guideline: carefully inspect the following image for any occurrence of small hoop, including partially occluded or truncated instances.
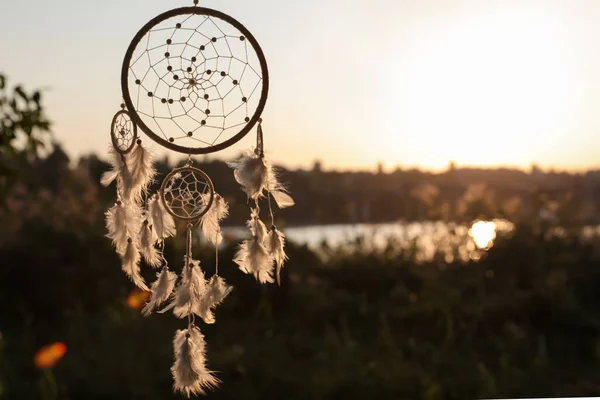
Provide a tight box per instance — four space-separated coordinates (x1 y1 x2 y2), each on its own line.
160 165 215 221
110 109 138 154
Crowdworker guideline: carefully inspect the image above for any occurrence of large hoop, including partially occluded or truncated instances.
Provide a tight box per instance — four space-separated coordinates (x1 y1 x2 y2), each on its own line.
121 7 269 154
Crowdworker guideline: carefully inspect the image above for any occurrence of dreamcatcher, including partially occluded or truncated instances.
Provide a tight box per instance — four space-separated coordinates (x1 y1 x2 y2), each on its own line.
102 2 294 396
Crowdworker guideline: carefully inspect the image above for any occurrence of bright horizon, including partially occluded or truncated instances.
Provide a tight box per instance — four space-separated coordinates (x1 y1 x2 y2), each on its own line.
2 0 600 173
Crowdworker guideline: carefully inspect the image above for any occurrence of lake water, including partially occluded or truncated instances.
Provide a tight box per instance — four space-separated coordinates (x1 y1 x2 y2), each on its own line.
220 220 515 261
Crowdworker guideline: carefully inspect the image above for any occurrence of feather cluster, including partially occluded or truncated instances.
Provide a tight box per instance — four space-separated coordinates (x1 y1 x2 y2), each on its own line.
197 275 233 324
235 210 290 285
228 149 271 200
142 266 178 316
101 142 155 201
102 139 168 284
234 236 274 284
103 141 162 295
172 327 220 397
161 259 207 318
228 148 295 208
200 193 229 246
161 260 232 323
103 136 301 395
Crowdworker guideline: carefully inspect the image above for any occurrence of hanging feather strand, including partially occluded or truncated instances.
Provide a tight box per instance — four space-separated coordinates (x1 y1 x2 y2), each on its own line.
125 202 143 240
122 142 155 203
200 193 229 245
172 327 220 397
120 239 149 291
197 275 233 324
267 227 288 286
129 141 155 188
149 194 176 240
139 220 161 268
246 207 268 243
142 266 177 316
105 201 129 254
100 146 124 187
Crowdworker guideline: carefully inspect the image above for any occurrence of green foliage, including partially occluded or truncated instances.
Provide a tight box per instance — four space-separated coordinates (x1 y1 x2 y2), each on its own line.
0 74 51 199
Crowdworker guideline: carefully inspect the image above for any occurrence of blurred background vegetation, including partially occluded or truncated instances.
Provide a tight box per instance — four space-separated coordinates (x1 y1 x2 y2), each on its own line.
2 74 600 399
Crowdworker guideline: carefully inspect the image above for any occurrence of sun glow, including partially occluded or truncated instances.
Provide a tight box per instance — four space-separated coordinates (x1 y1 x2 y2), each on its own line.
382 7 575 170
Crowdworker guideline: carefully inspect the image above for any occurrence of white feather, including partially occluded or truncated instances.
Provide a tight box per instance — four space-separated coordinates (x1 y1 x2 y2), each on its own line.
172 331 202 394
264 163 295 209
228 149 271 199
139 221 161 268
142 266 177 316
120 239 149 291
246 208 268 243
101 147 124 187
270 190 295 209
229 148 296 209
200 193 229 245
174 261 208 319
125 202 143 241
172 327 220 397
101 170 118 187
197 275 233 324
105 201 143 256
105 202 128 254
149 194 176 240
234 237 274 284
122 143 155 203
267 228 288 286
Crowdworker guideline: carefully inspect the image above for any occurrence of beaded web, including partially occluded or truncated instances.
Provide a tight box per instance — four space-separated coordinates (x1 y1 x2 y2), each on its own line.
125 11 265 153
110 110 137 154
161 167 214 221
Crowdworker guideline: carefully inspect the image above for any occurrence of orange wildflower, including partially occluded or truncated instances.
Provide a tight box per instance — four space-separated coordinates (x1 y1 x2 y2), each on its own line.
34 342 67 369
127 288 151 310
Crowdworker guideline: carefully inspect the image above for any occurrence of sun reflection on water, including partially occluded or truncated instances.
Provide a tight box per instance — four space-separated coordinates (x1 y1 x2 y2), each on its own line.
469 221 497 249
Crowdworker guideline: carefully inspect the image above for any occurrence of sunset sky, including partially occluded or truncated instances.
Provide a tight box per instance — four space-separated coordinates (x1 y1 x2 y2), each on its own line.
2 0 600 172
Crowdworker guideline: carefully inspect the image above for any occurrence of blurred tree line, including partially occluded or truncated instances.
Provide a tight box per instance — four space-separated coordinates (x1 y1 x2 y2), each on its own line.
2 74 600 399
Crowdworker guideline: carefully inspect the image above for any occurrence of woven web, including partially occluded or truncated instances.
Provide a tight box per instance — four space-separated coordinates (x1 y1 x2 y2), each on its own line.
127 12 264 151
112 112 135 153
162 169 212 220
